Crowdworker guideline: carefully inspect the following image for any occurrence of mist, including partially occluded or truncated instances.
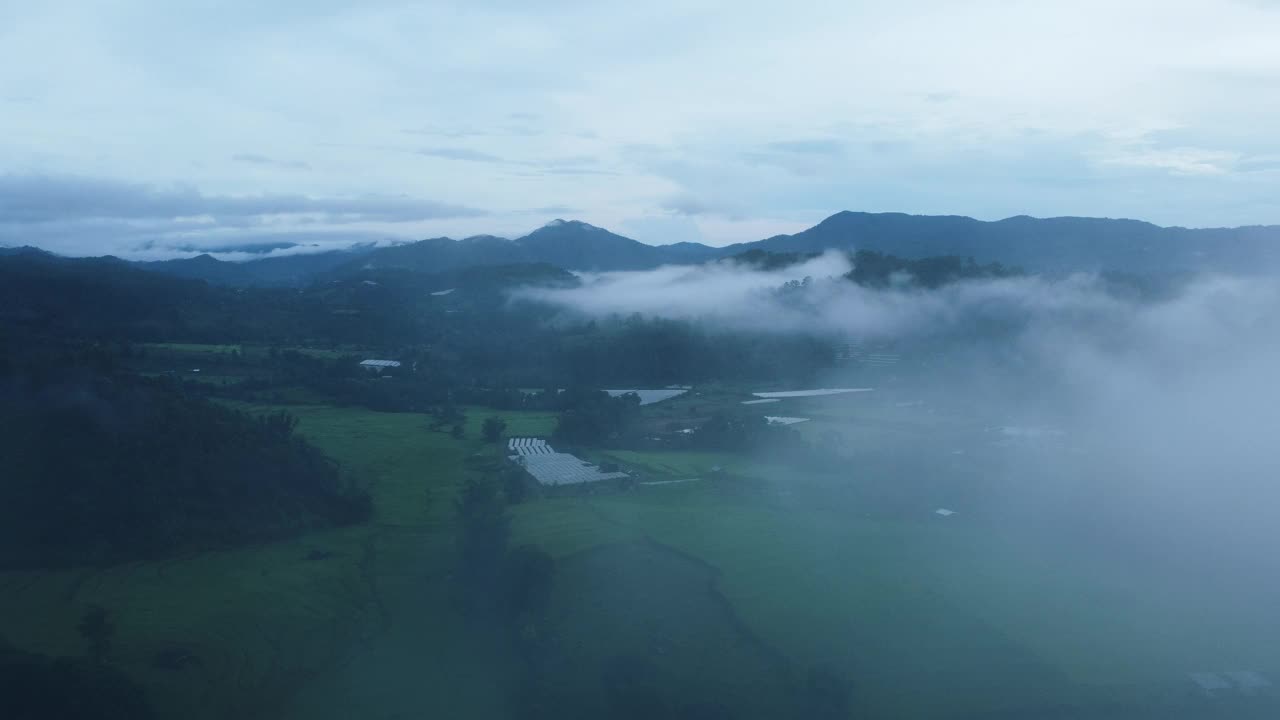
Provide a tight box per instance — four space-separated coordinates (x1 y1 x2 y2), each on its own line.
521 256 1280 580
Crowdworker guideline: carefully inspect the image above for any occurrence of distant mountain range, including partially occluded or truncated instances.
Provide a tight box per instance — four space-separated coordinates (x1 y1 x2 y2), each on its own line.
9 212 1280 286
733 212 1280 275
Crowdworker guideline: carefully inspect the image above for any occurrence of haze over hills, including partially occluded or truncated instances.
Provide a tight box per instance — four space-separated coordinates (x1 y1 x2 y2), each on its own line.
8 211 1280 286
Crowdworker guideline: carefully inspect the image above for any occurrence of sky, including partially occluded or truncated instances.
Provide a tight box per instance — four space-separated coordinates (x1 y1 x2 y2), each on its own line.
3 0 1280 258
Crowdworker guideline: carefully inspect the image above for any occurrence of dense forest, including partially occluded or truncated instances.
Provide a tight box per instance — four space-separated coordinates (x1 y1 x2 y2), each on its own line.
0 345 369 568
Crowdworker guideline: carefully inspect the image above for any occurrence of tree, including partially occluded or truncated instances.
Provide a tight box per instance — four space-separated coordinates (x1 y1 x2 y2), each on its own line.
552 388 641 447
451 422 465 440
482 416 508 443
502 545 555 619
77 605 114 665
455 478 510 609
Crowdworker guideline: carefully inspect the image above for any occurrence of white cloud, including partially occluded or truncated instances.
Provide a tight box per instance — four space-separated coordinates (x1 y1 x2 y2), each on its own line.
1097 145 1241 176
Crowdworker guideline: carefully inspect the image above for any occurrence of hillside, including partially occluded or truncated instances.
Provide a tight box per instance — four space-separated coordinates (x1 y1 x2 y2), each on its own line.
141 244 377 286
341 220 719 275
730 211 1280 273
11 211 1279 289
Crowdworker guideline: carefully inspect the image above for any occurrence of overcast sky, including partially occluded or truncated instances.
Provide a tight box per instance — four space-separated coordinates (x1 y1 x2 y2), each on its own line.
3 0 1280 258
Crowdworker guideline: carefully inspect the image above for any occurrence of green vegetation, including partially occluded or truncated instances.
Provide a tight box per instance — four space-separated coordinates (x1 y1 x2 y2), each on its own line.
3 249 1278 719
0 401 516 719
1 636 156 719
511 444 1280 718
0 357 370 569
139 342 244 355
845 248 1018 288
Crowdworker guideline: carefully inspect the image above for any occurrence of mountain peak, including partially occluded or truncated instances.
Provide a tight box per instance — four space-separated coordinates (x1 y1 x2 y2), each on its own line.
539 219 603 232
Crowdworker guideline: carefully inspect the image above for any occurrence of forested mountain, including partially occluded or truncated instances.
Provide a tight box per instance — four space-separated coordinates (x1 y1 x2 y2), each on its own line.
341 220 719 276
0 250 224 340
731 211 1280 273
141 244 377 286
512 219 718 269
8 211 1262 289
120 221 692 287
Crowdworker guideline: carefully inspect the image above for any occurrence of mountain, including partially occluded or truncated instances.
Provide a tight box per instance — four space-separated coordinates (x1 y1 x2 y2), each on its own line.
139 244 377 286
0 247 222 339
335 235 523 274
343 220 720 276
730 211 1280 273
0 246 55 258
101 210 1280 288
513 219 717 270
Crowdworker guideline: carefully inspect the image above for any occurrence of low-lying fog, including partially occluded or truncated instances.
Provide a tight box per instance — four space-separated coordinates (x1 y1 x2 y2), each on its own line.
520 255 1280 583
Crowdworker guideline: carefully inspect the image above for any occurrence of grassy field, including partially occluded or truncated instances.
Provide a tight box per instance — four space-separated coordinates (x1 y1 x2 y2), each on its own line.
509 438 1280 718
5 396 1277 719
0 402 537 720
591 449 747 478
140 342 245 355
462 406 558 439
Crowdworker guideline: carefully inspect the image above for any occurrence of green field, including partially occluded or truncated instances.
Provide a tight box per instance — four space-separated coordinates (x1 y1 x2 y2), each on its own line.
463 406 559 439
140 342 245 355
512 455 1280 718
0 403 522 719
4 399 1277 718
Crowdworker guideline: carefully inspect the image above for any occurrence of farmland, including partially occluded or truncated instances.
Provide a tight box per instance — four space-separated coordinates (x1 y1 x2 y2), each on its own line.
3 381 1278 718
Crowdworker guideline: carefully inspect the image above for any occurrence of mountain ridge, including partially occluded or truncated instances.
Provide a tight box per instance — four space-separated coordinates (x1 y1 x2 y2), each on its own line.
8 211 1279 286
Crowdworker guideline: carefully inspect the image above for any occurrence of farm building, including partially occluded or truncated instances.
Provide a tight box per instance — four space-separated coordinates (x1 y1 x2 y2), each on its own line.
507 437 628 487
359 359 401 372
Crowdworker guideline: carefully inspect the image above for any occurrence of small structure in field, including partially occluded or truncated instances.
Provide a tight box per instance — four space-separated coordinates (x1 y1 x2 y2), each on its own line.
508 437 553 456
359 359 401 373
507 437 628 487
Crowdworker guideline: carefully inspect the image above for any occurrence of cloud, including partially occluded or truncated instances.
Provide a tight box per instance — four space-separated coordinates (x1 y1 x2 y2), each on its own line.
417 147 508 163
765 139 844 156
1097 145 1242 176
231 153 313 171
515 253 1137 342
158 240 300 254
526 204 579 215
515 252 856 329
0 173 489 258
741 140 849 176
660 194 717 217
0 174 485 224
536 166 620 177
